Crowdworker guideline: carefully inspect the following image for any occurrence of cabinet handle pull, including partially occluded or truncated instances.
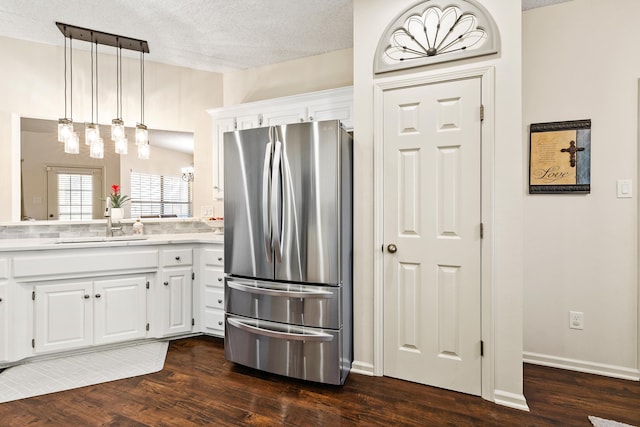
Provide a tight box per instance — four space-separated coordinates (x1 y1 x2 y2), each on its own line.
217 299 223 304
95 294 101 299
84 295 90 299
164 281 169 286
218 321 223 326
217 277 223 282
175 256 181 261
0 297 3 302
217 257 223 261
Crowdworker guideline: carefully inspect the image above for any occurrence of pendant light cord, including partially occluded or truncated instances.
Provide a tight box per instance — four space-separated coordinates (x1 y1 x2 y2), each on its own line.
140 47 145 124
90 39 94 123
63 34 67 118
70 36 73 120
95 41 99 124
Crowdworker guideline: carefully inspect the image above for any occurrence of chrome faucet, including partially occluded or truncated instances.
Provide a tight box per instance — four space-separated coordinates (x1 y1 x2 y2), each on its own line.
104 198 122 237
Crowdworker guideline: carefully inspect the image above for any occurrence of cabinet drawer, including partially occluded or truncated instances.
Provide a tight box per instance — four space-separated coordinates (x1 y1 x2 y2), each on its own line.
13 250 158 279
203 267 225 287
161 248 193 267
203 248 224 267
205 287 224 310
204 309 225 332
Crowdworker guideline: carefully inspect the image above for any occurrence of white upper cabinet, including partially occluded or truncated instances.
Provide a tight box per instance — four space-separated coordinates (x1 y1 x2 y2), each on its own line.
208 86 353 200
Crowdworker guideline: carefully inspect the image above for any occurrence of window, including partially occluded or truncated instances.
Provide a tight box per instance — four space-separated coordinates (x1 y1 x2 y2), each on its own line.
57 173 93 220
46 166 103 220
130 171 192 218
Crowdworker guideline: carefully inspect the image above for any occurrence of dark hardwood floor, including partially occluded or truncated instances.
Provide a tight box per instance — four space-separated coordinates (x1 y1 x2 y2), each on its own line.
1 336 638 426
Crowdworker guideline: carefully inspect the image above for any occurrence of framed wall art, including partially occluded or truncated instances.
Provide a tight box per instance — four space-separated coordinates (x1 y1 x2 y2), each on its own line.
529 119 591 194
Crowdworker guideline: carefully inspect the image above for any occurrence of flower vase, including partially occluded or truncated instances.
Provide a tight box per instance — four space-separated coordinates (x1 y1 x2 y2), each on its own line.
111 208 124 221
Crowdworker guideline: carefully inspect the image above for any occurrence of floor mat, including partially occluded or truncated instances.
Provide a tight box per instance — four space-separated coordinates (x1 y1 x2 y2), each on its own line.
589 416 637 427
0 341 168 403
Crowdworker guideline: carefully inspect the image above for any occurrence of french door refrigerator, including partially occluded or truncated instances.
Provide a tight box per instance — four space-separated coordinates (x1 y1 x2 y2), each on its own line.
224 120 353 385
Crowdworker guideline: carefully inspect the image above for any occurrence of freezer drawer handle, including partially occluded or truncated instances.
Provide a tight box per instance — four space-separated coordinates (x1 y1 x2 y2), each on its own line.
228 317 334 342
227 281 333 299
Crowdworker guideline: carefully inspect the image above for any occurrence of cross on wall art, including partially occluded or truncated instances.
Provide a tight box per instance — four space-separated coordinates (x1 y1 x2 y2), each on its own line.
529 119 591 194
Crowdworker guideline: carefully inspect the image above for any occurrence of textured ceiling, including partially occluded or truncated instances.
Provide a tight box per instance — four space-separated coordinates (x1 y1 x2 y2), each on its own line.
0 1 572 74
0 0 353 73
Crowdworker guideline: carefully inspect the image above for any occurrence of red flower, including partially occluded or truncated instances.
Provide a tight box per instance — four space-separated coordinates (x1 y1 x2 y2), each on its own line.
111 184 120 194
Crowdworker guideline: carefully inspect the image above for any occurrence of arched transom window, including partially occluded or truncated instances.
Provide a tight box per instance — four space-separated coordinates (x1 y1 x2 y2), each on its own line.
374 0 500 74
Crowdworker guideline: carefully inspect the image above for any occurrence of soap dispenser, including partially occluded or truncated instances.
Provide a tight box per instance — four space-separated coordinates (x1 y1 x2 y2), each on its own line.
133 217 144 235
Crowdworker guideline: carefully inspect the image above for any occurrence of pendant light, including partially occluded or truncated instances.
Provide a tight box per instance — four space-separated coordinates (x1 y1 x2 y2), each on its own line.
55 23 150 158
135 45 149 157
85 38 100 146
111 43 125 144
58 31 73 143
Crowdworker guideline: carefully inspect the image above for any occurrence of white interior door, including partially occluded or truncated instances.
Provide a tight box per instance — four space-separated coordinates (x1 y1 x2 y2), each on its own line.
382 77 482 395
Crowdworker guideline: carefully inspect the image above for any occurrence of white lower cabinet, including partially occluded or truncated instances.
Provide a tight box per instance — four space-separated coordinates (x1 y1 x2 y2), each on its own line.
160 267 193 336
33 275 148 354
0 282 7 362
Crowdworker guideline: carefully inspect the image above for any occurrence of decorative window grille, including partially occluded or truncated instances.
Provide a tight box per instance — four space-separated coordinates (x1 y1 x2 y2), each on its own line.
57 173 93 220
374 0 500 74
130 171 192 218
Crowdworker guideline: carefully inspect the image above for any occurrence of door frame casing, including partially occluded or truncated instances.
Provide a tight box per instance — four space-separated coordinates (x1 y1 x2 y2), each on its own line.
373 66 495 401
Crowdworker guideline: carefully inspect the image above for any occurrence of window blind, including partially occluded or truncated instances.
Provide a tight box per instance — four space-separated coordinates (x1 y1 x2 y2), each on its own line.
130 171 192 218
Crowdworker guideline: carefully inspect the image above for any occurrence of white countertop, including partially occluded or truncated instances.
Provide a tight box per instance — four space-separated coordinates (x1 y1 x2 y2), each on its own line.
0 232 224 252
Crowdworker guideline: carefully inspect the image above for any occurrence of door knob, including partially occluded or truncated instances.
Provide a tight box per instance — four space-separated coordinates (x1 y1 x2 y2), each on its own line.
387 243 397 253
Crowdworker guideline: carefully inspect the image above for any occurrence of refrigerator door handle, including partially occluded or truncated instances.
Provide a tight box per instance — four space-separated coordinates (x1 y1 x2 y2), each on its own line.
227 317 335 342
262 141 273 263
271 138 283 263
227 280 334 299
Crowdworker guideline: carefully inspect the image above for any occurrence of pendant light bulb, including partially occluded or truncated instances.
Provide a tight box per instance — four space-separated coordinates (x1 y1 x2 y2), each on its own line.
135 123 148 145
111 119 125 141
90 137 104 159
64 131 80 154
115 137 128 155
58 118 73 142
137 141 150 160
85 123 100 145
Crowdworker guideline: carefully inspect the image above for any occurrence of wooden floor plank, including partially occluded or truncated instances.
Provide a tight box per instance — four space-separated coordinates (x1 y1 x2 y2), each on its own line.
0 336 638 426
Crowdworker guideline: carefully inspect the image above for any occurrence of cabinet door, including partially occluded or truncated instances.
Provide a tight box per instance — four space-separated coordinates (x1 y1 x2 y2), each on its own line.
262 108 306 126
213 118 236 200
0 283 7 361
34 281 93 353
307 101 353 130
161 268 193 336
94 276 148 345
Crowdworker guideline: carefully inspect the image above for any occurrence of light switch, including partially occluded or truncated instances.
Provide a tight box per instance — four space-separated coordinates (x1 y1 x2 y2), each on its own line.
617 179 633 198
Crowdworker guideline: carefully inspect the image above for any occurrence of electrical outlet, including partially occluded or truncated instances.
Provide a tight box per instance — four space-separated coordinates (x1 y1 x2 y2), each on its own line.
569 311 584 330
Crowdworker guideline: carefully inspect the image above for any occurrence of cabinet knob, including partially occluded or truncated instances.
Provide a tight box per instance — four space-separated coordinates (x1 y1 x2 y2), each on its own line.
217 277 223 282
95 294 101 299
164 281 169 286
217 299 223 304
218 321 223 326
175 256 181 261
0 297 3 302
84 295 90 299
217 257 223 261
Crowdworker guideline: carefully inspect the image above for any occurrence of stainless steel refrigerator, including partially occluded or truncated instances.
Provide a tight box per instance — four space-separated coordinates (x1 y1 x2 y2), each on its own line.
223 120 352 385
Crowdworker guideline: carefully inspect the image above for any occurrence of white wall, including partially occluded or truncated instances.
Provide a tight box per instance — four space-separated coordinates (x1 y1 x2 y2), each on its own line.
353 0 525 407
223 48 353 106
0 36 223 222
523 0 639 379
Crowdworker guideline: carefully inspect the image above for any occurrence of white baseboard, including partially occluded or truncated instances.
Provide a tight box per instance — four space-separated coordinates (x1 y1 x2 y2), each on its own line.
351 360 375 376
523 351 640 381
493 390 530 411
